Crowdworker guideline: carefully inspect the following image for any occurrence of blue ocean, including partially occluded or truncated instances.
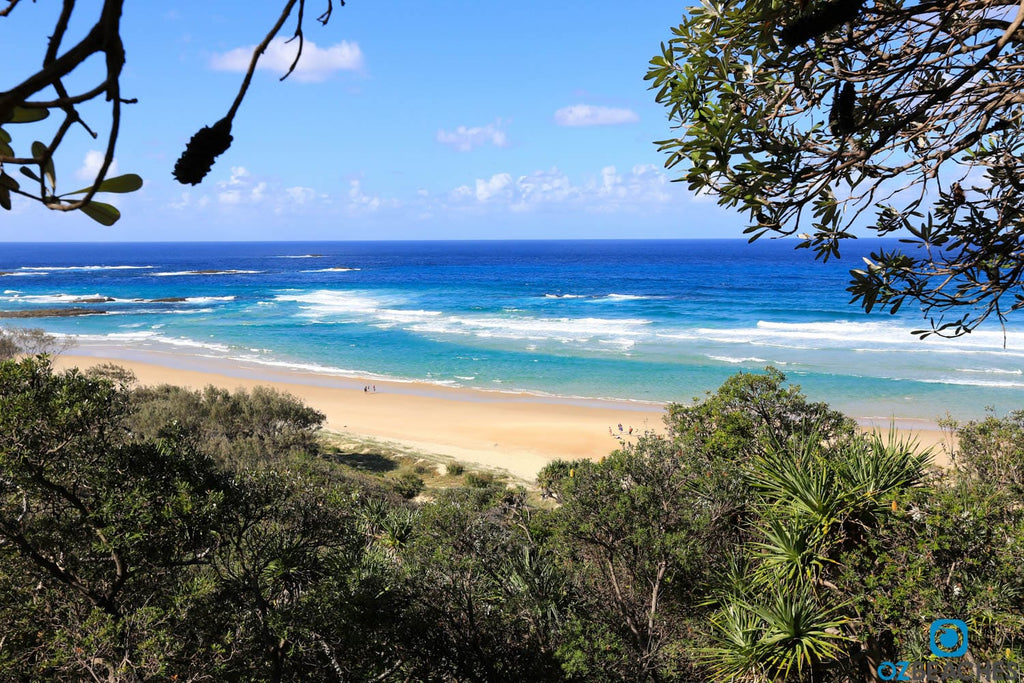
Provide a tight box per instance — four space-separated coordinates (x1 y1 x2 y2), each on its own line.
2 239 1022 421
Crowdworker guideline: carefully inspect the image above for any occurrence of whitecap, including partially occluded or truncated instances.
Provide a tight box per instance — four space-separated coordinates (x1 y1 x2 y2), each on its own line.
152 270 261 277
17 265 154 271
300 267 361 273
708 355 768 364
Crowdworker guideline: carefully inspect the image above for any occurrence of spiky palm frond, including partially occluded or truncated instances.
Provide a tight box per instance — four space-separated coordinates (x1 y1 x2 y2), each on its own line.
747 433 848 528
750 516 834 588
704 588 852 682
752 590 852 681
703 602 769 682
835 427 932 505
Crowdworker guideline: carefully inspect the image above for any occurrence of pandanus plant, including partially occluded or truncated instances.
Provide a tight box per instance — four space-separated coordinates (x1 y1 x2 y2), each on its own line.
702 425 931 681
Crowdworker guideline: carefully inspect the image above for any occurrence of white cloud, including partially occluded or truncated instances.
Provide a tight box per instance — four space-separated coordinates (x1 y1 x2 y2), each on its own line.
223 166 249 186
346 180 401 214
512 169 576 209
554 104 639 127
210 38 363 82
449 165 674 213
475 173 513 202
285 186 318 204
76 150 118 181
436 119 509 152
216 166 266 204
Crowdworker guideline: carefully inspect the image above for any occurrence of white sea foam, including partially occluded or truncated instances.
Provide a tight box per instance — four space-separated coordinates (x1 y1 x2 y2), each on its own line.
152 270 261 277
708 355 769 364
75 331 233 354
1 271 48 277
409 315 652 343
1 292 111 304
276 289 651 348
543 293 656 302
301 267 361 273
919 377 1024 389
100 308 214 316
0 292 234 306
955 367 1023 375
275 254 324 259
178 296 236 303
16 265 154 271
689 320 1024 356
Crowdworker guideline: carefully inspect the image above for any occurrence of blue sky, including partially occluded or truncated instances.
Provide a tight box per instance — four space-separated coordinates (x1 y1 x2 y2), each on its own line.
3 0 745 241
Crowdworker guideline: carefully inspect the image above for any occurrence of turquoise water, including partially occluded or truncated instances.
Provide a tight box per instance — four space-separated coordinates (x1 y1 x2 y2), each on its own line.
2 239 1022 420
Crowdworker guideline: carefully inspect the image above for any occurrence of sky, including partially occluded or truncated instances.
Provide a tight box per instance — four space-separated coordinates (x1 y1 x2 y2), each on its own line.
2 0 746 242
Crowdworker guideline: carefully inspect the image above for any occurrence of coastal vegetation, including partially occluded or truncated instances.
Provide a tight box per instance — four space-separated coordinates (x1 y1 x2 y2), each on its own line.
1 354 1022 681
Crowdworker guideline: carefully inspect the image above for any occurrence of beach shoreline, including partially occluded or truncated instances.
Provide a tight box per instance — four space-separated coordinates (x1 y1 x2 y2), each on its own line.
51 347 956 480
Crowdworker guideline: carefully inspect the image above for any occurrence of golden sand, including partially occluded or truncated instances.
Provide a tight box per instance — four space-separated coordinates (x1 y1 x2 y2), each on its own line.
53 353 954 480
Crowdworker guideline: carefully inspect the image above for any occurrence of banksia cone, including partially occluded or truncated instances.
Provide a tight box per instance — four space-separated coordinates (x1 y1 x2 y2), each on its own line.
173 118 233 185
780 0 866 47
951 182 965 206
829 82 856 137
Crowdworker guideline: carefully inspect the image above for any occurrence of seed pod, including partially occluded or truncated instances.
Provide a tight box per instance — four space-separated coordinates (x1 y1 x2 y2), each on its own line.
173 118 233 185
780 0 866 48
829 82 856 137
951 182 965 206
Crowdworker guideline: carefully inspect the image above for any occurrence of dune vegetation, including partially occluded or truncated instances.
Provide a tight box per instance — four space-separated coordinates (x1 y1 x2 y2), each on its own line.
0 347 1022 681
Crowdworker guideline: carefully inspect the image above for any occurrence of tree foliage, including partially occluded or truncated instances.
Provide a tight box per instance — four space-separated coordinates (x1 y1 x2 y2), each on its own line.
2 358 1023 680
0 324 72 359
648 0 1024 336
0 0 344 224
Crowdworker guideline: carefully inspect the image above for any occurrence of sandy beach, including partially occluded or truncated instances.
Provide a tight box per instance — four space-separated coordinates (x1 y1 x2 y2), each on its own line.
54 352 665 481
52 351 956 480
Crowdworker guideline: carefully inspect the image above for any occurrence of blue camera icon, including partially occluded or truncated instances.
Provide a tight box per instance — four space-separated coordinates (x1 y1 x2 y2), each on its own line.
929 619 968 658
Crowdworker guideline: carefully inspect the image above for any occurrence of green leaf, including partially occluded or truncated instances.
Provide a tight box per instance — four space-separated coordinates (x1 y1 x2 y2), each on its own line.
0 172 20 191
65 173 143 195
0 186 10 211
19 167 40 182
0 128 10 143
31 141 56 191
8 107 49 124
79 200 121 226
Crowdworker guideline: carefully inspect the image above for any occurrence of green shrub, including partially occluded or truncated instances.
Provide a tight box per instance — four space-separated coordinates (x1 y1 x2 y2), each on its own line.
464 472 495 489
0 325 72 359
129 384 325 468
446 462 465 476
393 472 425 499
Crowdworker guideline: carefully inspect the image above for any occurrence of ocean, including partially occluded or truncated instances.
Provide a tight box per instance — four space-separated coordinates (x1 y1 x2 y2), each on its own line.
1 239 1022 421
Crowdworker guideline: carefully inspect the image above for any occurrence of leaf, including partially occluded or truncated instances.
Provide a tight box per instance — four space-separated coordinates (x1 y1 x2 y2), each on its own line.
7 107 49 124
65 173 143 195
19 167 40 182
0 186 9 211
0 172 19 191
31 141 56 191
79 200 121 226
